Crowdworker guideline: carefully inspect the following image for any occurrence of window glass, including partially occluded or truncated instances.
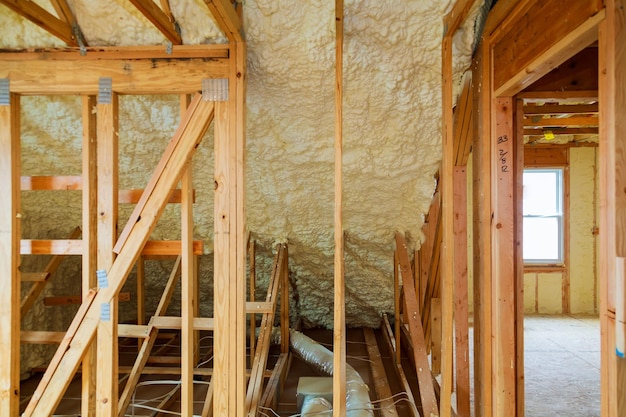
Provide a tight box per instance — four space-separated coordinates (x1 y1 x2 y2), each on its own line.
523 169 563 264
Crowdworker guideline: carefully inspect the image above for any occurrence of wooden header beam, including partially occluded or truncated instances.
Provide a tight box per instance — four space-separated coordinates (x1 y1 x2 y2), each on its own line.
0 47 229 95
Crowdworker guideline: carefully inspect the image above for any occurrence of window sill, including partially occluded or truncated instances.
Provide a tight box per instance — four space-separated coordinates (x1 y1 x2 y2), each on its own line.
524 264 566 273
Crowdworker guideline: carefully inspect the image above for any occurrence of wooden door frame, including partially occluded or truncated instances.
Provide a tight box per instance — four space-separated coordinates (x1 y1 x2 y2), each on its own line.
470 1 613 416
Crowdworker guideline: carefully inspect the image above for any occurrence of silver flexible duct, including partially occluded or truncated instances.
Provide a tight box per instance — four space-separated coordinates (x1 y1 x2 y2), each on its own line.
289 329 374 417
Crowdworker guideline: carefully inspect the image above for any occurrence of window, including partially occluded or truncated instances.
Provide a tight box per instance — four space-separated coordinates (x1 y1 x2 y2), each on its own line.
523 168 564 264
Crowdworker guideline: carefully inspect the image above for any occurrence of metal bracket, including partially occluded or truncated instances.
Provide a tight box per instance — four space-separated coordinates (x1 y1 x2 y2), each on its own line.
96 269 108 289
202 78 229 102
98 78 113 104
100 303 111 321
0 79 9 106
166 41 173 55
72 23 88 56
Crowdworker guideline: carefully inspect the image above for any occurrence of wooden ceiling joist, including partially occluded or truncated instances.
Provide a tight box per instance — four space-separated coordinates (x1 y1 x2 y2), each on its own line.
524 115 599 127
203 0 243 42
0 0 78 46
129 0 182 45
523 103 598 115
523 127 599 136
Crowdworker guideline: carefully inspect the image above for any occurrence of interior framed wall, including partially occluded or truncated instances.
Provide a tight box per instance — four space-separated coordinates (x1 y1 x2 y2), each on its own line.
469 0 620 416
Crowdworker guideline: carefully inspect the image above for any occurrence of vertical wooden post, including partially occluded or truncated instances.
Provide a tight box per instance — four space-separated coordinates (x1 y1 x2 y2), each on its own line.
281 245 290 353
440 30 455 417
181 164 195 416
599 2 619 414
453 166 470 417
249 239 256 365
0 82 20 417
514 99 525 417
472 41 493 417
333 0 346 416
604 0 626 415
234 41 247 417
136 257 145 326
492 97 516 417
181 94 195 417
431 298 442 375
81 95 97 417
96 79 119 416
214 40 247 416
393 251 401 364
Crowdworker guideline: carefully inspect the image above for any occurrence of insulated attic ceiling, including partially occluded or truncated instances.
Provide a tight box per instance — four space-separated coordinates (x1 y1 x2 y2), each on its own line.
0 0 483 328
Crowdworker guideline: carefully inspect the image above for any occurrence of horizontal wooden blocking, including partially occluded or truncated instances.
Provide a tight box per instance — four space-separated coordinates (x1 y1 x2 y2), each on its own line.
22 94 214 417
20 226 82 317
43 292 130 306
20 239 204 255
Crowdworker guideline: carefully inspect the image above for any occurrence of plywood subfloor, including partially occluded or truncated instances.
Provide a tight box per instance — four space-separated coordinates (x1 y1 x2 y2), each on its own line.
524 315 600 417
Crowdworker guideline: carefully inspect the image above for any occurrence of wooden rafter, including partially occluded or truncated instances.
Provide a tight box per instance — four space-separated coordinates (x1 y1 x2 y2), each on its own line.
0 0 78 46
203 0 243 42
49 0 87 47
129 0 182 45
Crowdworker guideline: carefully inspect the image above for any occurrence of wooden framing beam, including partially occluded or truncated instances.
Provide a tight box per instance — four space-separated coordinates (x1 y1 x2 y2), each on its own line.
492 0 604 95
20 239 204 255
203 0 243 42
0 0 78 46
453 166 470 417
524 127 599 136
210 32 247 417
524 116 598 127
249 239 256 365
0 48 229 95
0 84 20 417
96 81 119 416
180 93 196 417
363 328 398 417
381 314 418 417
454 74 473 166
603 0 626 415
333 1 347 416
80 94 97 417
492 97 517 417
129 0 182 45
471 37 493 417
260 352 289 411
20 177 196 203
523 103 599 115
395 232 439 417
23 94 214 417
